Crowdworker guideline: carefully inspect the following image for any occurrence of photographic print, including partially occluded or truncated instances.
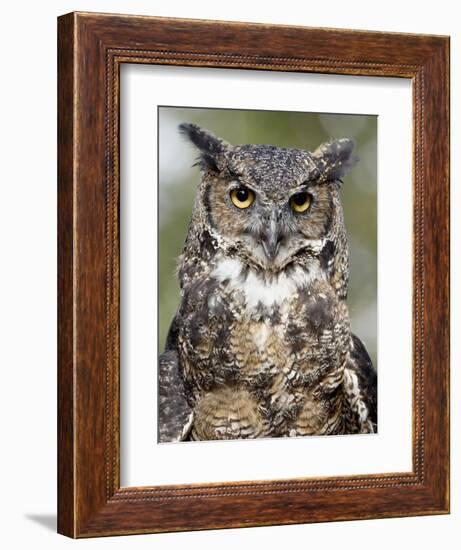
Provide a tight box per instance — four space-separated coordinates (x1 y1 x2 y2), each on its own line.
158 107 377 443
58 13 449 536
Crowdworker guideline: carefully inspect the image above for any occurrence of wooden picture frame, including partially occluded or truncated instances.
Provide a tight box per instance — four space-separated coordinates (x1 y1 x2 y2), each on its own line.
57 12 450 538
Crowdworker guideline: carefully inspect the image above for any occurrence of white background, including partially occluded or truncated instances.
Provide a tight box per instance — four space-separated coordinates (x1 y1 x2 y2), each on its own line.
0 1 458 549
121 66 412 486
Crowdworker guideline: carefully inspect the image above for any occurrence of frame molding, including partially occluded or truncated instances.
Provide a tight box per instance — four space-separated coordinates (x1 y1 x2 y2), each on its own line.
58 12 450 537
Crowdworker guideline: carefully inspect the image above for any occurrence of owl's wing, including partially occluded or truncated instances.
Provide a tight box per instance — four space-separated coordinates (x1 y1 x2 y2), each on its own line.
158 345 193 443
344 333 377 431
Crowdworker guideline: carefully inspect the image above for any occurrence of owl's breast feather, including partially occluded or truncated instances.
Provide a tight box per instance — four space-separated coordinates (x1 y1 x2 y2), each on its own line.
211 256 325 313
179 255 349 437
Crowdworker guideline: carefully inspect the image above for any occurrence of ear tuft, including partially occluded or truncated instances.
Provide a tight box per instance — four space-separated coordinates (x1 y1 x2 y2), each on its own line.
178 123 231 172
313 138 358 182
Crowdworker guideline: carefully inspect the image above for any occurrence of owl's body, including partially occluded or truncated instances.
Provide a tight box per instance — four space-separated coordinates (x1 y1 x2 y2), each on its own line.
158 125 377 442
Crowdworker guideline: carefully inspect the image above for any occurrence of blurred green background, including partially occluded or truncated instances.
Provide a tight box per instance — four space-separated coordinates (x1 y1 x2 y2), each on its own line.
158 107 377 368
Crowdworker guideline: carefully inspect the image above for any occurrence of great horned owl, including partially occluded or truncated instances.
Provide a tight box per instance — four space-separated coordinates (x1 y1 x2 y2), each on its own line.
158 123 377 442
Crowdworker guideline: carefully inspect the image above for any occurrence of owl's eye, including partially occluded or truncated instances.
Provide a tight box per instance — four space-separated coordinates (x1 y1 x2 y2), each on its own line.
291 192 312 213
230 187 255 209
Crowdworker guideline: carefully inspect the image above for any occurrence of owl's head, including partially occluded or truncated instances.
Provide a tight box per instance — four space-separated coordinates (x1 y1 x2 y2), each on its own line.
180 123 357 272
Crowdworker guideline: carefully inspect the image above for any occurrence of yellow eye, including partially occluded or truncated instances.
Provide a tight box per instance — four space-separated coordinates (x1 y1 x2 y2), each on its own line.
230 187 255 209
291 192 312 213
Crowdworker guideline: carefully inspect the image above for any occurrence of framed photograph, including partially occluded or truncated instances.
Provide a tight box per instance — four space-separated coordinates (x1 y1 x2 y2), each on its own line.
58 12 450 537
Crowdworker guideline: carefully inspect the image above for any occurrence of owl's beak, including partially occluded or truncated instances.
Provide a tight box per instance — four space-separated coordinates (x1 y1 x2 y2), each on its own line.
261 231 281 261
261 211 283 261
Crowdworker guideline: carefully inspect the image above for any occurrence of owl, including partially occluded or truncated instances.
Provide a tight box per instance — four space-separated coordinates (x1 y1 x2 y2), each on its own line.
158 123 377 442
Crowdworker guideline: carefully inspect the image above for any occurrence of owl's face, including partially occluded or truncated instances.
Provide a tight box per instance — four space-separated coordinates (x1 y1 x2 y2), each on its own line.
180 124 357 272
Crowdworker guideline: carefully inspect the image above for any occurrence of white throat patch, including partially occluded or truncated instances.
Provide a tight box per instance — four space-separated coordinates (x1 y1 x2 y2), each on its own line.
211 257 324 310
